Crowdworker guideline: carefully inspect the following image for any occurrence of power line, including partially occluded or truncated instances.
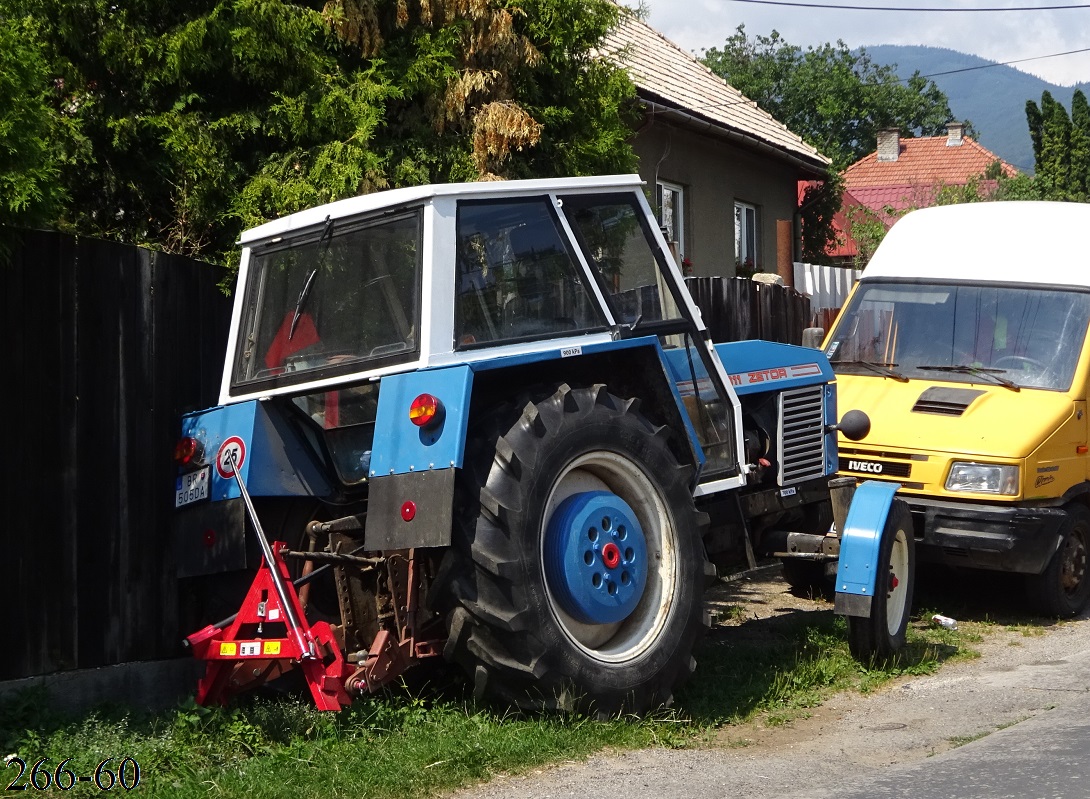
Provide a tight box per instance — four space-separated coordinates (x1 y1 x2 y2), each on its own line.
644 43 1089 125
919 46 1090 77
729 0 1090 9
662 44 1090 119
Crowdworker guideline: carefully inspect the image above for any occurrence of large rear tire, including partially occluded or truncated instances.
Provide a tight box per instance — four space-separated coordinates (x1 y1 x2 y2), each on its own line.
440 383 709 715
847 499 915 660
1027 504 1090 617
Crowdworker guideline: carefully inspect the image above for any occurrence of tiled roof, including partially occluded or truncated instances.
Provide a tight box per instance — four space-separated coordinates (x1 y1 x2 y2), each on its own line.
599 11 829 174
843 135 1017 189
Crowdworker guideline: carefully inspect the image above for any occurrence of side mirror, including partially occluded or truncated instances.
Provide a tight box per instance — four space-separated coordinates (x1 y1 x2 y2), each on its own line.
801 327 825 349
836 409 871 441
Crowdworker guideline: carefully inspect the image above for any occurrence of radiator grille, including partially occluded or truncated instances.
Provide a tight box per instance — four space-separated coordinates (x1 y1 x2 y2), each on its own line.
778 385 827 485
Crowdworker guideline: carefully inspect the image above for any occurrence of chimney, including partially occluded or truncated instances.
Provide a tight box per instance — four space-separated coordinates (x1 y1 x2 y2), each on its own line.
877 129 900 162
946 122 965 146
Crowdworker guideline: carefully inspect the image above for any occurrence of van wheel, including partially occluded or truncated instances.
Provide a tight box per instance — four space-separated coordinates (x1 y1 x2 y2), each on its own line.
1027 504 1090 617
441 383 709 715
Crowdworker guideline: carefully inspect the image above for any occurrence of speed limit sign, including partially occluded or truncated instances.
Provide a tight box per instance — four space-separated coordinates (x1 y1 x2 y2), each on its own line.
216 436 247 479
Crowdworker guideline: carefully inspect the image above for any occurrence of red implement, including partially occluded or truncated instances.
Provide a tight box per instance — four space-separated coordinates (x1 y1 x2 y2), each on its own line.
185 542 352 710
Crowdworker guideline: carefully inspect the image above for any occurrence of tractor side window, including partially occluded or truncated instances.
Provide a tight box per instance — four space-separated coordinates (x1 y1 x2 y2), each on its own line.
561 193 683 328
662 339 738 478
454 198 606 348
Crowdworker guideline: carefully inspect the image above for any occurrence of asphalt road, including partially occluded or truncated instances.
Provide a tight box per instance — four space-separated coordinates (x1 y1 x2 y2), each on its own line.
833 692 1090 799
450 572 1090 799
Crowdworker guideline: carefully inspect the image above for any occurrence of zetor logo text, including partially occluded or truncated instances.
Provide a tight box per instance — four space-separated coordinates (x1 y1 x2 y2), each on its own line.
848 459 884 474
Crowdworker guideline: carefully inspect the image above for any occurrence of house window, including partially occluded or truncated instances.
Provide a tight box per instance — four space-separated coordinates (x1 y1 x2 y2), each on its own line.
735 201 759 273
656 181 685 258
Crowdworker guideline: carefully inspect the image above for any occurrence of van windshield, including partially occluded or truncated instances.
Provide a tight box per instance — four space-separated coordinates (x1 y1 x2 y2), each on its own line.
827 282 1090 391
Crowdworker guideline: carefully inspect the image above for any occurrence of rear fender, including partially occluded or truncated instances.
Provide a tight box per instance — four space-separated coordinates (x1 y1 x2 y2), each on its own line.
365 365 473 550
466 337 705 475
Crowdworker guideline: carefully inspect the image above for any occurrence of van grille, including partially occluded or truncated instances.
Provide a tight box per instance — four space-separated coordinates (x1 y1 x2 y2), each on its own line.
778 386 826 485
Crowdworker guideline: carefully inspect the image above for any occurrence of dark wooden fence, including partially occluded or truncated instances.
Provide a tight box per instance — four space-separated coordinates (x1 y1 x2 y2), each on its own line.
5 243 807 683
685 276 812 345
4 230 231 681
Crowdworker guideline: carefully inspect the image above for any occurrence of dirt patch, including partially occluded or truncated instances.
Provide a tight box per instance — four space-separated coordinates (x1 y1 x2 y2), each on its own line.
705 561 831 626
696 561 1074 759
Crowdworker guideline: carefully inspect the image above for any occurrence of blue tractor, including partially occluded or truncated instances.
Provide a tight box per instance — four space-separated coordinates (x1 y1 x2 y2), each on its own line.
173 174 912 714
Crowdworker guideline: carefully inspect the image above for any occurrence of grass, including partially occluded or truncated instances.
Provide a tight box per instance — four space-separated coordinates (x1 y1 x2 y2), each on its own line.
1 565 1059 799
947 714 1032 748
3 687 680 799
677 610 963 727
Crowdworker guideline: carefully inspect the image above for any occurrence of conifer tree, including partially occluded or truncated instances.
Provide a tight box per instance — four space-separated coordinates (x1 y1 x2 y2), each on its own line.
1027 91 1084 200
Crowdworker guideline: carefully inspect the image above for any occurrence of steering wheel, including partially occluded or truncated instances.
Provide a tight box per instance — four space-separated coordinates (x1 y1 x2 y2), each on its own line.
993 355 1047 371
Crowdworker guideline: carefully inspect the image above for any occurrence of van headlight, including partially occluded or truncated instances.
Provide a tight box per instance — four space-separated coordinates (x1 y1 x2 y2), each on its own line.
945 462 1019 495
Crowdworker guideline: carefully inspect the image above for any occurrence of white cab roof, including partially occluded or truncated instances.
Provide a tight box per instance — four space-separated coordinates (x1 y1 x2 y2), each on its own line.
239 174 644 245
863 201 1090 288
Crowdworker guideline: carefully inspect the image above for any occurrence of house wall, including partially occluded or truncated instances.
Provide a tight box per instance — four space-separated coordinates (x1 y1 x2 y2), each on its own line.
633 121 801 279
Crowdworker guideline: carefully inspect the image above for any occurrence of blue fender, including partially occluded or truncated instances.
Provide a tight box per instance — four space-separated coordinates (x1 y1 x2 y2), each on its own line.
833 480 900 618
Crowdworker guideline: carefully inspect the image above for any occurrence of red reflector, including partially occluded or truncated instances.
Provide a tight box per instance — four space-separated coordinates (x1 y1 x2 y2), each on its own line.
174 437 202 466
401 501 417 522
409 393 443 428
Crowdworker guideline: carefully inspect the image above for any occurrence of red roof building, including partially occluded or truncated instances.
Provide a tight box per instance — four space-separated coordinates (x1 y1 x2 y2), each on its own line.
821 123 1018 264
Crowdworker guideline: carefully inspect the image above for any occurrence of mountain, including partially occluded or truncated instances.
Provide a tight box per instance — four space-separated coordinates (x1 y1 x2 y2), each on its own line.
863 44 1090 174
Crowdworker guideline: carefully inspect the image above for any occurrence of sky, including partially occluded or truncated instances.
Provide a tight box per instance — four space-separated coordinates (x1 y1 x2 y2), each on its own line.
632 0 1090 87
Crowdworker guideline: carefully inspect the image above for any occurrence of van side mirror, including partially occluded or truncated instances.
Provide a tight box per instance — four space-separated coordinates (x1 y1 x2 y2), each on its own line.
801 327 825 349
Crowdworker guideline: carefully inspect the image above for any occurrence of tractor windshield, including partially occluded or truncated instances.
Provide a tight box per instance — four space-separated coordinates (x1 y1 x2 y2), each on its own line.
232 209 422 391
827 281 1090 391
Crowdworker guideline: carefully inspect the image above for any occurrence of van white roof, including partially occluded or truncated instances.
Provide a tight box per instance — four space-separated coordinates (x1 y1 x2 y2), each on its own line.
862 201 1090 288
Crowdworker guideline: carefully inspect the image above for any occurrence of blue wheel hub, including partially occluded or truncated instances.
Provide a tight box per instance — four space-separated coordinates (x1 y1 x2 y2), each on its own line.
544 491 647 624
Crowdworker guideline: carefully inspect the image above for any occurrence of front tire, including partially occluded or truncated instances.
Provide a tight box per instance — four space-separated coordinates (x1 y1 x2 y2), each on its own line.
441 383 709 715
847 499 915 660
1027 504 1090 617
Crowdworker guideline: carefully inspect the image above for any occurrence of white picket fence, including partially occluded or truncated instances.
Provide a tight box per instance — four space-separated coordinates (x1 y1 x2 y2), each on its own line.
793 262 861 324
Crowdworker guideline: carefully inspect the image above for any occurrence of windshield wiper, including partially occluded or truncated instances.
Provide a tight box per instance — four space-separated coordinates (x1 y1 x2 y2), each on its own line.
831 359 909 382
288 215 334 341
917 364 1021 392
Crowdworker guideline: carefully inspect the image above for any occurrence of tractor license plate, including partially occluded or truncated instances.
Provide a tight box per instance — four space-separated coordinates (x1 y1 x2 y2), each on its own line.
175 466 210 507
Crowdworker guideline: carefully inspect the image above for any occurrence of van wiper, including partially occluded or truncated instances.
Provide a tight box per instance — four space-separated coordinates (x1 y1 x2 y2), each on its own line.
289 215 334 340
917 364 1020 392
831 359 909 382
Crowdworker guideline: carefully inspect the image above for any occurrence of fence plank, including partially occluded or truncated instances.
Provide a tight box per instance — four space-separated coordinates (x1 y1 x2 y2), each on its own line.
685 276 811 345
4 231 230 680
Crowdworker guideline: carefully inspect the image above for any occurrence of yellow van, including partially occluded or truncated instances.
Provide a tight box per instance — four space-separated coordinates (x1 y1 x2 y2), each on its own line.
823 201 1090 616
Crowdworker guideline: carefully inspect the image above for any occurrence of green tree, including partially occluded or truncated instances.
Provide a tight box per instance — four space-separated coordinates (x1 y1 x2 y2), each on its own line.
1027 89 1090 201
702 26 954 169
1070 90 1090 197
0 15 70 235
5 0 637 264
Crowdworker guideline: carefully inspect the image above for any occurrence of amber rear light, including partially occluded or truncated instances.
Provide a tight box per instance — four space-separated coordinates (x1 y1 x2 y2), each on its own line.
408 393 443 428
